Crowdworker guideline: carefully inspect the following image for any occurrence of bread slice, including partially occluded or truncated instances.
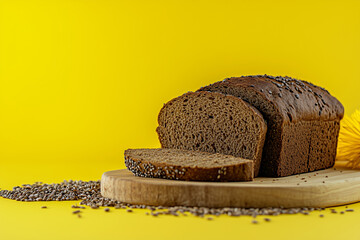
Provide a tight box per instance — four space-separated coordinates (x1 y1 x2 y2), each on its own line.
124 148 254 181
156 91 267 177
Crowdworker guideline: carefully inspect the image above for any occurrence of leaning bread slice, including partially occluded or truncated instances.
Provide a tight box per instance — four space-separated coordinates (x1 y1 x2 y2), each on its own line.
156 91 267 177
124 148 254 181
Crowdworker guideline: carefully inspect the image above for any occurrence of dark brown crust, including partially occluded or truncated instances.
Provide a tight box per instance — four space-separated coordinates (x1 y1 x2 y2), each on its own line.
199 75 344 122
156 91 267 177
198 75 344 177
124 149 254 182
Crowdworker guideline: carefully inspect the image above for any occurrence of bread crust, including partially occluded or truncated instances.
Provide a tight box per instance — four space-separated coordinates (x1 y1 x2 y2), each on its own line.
199 76 344 122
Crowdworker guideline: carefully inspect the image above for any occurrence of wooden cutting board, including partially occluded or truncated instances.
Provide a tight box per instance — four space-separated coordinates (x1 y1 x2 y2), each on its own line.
101 167 360 208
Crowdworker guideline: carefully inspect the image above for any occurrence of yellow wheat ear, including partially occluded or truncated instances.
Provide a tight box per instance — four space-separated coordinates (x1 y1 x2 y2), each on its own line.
336 109 360 169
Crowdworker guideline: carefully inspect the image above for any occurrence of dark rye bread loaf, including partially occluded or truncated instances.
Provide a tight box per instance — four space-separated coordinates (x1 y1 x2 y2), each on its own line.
124 148 254 181
156 91 267 177
198 75 344 177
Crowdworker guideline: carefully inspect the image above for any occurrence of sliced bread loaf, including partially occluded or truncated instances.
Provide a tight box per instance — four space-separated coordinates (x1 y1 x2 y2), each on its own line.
156 91 267 177
124 148 254 181
198 75 344 177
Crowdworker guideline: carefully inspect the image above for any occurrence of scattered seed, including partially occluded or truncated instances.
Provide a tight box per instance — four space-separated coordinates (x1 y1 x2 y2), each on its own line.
264 218 271 222
252 220 258 224
207 217 213 220
77 214 82 218
346 209 354 212
41 206 47 209
319 214 324 217
127 209 133 213
340 211 344 214
104 208 110 212
72 210 81 214
72 205 85 209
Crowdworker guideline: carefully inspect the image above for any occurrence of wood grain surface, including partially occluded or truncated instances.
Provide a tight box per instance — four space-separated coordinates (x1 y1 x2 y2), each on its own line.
101 168 360 208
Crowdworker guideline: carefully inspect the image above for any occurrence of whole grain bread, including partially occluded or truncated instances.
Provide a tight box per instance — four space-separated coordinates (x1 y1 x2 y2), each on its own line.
198 75 344 177
124 148 254 181
156 91 267 177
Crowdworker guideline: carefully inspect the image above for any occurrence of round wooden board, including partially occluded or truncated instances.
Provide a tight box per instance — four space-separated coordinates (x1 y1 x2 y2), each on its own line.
101 168 360 208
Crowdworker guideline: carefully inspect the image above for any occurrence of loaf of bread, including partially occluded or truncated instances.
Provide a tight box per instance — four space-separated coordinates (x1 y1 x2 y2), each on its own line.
125 148 254 181
198 75 344 177
156 91 267 177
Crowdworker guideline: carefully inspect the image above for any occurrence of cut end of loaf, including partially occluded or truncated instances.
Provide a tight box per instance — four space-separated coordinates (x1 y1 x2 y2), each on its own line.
124 148 254 182
156 91 266 177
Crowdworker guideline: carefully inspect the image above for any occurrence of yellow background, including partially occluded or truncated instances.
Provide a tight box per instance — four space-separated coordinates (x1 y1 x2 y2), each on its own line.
0 0 360 239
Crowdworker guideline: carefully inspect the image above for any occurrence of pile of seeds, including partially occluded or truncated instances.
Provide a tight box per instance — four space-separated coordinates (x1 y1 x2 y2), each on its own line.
0 180 120 207
0 180 349 219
